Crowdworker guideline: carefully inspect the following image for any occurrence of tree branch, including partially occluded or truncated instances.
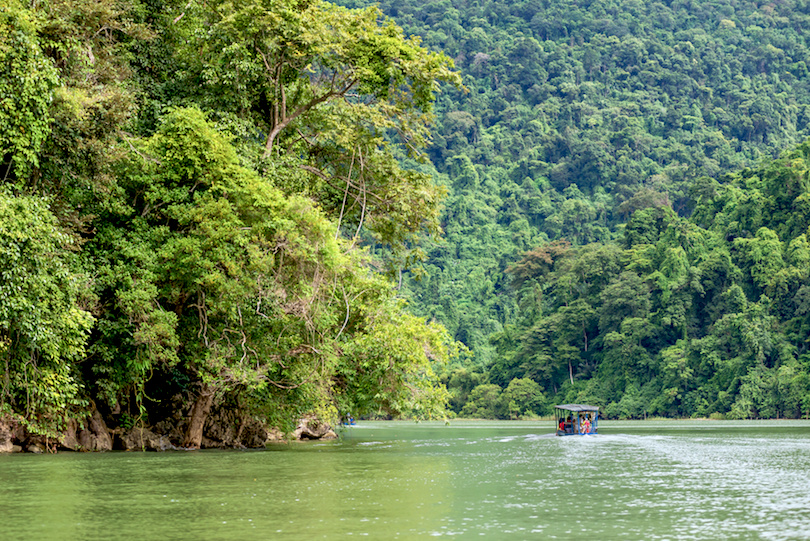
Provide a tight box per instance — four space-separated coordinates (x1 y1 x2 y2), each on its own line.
299 164 385 204
263 78 358 157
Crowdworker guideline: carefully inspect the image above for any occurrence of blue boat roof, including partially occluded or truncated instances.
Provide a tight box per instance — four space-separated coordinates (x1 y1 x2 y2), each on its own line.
555 404 599 412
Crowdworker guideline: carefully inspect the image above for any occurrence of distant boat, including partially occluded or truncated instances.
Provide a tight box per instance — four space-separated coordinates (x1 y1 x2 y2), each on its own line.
555 404 599 436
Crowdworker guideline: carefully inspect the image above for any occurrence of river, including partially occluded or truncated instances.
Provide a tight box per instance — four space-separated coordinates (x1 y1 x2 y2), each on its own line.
2 420 809 540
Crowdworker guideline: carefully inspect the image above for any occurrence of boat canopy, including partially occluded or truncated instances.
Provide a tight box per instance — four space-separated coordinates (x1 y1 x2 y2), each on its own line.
555 404 599 413
554 404 598 436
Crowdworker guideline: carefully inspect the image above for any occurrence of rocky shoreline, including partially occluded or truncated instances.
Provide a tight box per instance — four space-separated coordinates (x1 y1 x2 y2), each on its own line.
0 403 338 453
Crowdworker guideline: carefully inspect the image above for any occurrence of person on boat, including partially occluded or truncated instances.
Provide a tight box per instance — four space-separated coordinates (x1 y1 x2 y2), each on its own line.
558 418 565 432
581 415 591 434
565 415 574 434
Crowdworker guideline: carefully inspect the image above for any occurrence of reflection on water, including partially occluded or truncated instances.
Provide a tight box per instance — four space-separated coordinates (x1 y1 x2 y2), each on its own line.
1 421 809 540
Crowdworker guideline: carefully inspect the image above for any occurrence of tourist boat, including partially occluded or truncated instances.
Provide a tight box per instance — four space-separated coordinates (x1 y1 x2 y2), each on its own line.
554 404 598 436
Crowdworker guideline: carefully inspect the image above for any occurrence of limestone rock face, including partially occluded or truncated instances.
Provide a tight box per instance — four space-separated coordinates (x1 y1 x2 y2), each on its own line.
81 409 113 451
152 418 184 445
199 407 276 448
26 442 45 453
3 395 336 452
264 426 285 444
59 418 81 451
120 427 175 451
51 405 114 452
57 407 113 452
201 408 238 448
0 416 14 453
111 397 280 450
293 417 338 440
241 419 281 446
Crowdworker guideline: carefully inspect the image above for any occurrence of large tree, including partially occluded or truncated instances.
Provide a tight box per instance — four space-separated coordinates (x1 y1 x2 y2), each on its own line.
175 0 461 270
1 0 461 443
86 106 455 446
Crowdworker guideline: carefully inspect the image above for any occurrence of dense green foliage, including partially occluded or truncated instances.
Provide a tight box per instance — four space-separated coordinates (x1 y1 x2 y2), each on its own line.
0 0 461 441
334 0 810 418
489 145 810 419
0 2 59 181
0 192 93 436
4 0 810 433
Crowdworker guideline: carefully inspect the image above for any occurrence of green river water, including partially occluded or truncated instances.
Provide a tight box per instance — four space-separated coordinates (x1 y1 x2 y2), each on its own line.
2 420 810 540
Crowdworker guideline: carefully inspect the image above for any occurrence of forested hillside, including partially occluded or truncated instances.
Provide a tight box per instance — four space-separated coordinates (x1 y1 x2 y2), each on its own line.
1 0 462 447
337 0 810 418
3 0 810 444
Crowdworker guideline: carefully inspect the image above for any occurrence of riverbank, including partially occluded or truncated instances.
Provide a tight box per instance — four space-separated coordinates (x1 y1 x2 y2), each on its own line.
0 403 337 453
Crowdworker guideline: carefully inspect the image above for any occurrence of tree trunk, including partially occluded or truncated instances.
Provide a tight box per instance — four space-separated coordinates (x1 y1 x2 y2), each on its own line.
183 386 215 449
